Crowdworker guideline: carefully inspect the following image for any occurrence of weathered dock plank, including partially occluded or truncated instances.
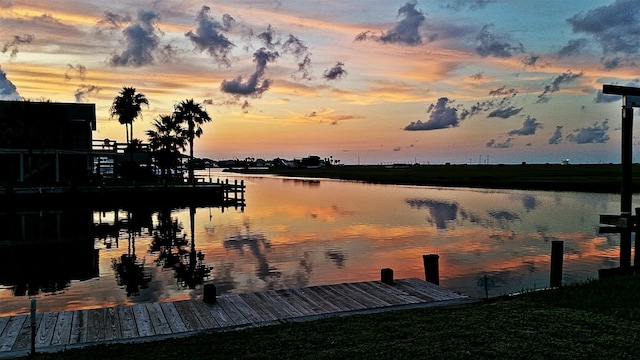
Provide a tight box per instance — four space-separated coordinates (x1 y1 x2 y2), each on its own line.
116 305 138 339
238 293 280 322
214 296 252 326
145 303 172 336
104 306 121 341
86 308 105 342
357 281 422 305
340 283 393 308
131 304 154 337
221 294 266 324
34 312 57 348
50 310 73 346
273 289 317 317
159 302 189 333
288 287 342 314
172 300 205 331
183 300 219 329
68 310 88 344
201 302 235 328
1 315 27 352
307 285 361 312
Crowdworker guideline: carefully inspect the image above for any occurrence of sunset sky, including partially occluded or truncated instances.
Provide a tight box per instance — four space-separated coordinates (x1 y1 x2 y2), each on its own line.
1 0 639 164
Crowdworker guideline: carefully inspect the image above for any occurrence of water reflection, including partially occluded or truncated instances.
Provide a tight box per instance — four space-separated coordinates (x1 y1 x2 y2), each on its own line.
0 173 632 315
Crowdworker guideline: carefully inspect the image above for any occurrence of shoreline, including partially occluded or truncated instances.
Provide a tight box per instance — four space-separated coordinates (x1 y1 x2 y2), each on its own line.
226 163 639 194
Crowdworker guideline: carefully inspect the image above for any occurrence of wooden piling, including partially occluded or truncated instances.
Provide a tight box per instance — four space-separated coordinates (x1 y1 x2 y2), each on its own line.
203 283 217 303
423 254 440 285
381 268 394 284
30 298 36 356
550 240 563 287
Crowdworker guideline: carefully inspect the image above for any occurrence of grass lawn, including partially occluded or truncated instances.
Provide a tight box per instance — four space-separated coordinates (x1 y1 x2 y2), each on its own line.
27 275 640 360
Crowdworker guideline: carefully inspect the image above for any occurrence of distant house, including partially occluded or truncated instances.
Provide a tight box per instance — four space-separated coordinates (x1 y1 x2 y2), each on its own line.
0 100 96 185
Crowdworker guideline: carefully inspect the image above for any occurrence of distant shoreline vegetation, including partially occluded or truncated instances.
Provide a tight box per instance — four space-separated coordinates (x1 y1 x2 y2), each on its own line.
225 163 640 194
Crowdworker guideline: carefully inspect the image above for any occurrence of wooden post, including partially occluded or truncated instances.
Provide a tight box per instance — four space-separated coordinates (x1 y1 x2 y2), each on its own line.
30 298 36 356
550 240 563 287
203 283 217 303
381 268 394 284
635 208 640 270
423 254 440 285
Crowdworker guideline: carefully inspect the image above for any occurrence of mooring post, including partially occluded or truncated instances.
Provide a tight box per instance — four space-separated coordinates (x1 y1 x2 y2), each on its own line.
30 298 36 356
203 283 217 303
423 254 440 285
550 240 564 287
381 268 394 284
635 207 640 270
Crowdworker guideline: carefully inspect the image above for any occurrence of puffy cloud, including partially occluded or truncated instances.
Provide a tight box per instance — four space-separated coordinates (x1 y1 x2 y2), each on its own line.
475 24 524 58
0 66 20 100
323 62 347 81
404 97 460 131
185 6 235 67
507 116 542 136
566 121 609 144
221 47 278 97
355 1 426 46
567 0 640 68
567 0 640 56
96 11 131 33
109 10 162 67
548 126 563 145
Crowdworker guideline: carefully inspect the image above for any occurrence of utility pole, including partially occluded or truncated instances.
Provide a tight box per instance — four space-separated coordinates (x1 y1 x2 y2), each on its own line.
601 85 640 269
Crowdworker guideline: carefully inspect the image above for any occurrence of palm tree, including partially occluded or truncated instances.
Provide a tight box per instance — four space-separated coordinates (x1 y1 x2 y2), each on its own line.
146 114 186 180
173 99 211 184
109 87 149 144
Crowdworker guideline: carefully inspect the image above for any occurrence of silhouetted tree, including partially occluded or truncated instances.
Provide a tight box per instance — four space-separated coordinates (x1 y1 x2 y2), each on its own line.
109 87 148 144
173 99 211 184
146 114 186 180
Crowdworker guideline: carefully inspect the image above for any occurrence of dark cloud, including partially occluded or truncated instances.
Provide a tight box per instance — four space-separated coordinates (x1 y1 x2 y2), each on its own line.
2 34 34 58
521 55 540 68
537 70 583 103
567 0 640 68
282 35 312 80
487 106 523 119
74 84 102 102
257 24 280 50
567 0 640 56
566 120 609 144
185 6 235 67
109 10 162 67
355 1 426 46
548 125 563 144
0 66 20 100
594 90 621 103
221 47 278 97
507 116 542 136
475 24 524 58
486 138 513 148
460 86 521 120
557 38 589 58
323 62 347 81
404 97 460 131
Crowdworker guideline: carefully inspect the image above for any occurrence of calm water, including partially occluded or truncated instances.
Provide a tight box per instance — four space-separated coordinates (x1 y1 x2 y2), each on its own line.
0 170 631 316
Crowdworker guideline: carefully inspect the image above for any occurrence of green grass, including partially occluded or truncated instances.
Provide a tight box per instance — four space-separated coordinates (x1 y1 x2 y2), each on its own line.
27 275 640 360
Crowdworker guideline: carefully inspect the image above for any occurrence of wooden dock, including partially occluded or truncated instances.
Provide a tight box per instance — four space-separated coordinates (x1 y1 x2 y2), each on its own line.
0 278 474 358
